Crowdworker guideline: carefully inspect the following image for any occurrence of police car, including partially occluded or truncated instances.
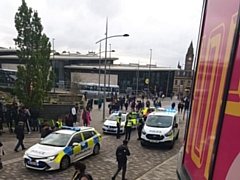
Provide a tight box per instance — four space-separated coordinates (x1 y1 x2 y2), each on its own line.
23 126 102 171
102 111 129 134
141 108 179 148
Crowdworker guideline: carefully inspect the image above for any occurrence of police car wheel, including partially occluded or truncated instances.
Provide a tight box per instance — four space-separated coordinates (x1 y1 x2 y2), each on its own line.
93 144 100 155
140 141 145 147
60 156 70 170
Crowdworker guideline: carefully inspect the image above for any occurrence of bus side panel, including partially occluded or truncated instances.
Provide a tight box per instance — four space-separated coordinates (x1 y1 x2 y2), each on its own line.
213 36 240 180
183 0 239 179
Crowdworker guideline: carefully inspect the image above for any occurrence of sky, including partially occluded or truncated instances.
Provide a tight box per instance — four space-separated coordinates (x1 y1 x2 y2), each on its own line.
0 0 203 68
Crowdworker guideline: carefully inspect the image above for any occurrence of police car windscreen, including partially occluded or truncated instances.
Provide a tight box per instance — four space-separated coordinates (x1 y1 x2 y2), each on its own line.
108 114 126 121
146 115 172 128
39 133 72 147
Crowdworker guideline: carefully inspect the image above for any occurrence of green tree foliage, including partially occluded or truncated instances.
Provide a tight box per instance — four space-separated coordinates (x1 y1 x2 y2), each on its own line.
14 0 54 108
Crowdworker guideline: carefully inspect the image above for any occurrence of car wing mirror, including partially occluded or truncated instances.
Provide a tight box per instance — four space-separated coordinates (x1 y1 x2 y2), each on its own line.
72 142 79 146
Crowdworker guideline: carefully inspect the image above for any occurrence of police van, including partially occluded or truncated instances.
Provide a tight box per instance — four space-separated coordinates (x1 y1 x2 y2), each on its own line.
141 108 179 148
23 126 102 171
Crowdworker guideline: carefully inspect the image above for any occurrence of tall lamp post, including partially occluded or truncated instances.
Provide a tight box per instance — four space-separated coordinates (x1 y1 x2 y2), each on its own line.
108 44 112 94
148 49 152 98
96 49 115 97
95 19 129 121
52 38 55 93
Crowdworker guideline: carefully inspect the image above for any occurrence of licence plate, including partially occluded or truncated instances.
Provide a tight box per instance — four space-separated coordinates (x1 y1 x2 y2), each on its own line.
27 161 38 166
149 140 160 143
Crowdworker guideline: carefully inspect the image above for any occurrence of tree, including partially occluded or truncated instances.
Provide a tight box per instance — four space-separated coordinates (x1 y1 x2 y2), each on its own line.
14 0 53 108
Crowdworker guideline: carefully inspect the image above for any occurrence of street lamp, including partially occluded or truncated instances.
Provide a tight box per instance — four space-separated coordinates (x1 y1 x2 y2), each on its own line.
52 38 55 93
148 49 152 98
95 49 115 97
95 18 129 121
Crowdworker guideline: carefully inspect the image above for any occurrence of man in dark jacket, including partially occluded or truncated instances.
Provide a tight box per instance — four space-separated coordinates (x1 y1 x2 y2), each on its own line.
41 124 53 138
14 121 26 152
112 140 130 180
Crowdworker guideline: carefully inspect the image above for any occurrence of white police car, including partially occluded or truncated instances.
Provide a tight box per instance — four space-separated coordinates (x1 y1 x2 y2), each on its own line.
23 126 102 171
141 108 179 148
102 111 128 134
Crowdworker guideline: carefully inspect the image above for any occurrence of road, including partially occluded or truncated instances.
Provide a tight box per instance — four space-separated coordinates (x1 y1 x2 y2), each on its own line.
0 98 185 180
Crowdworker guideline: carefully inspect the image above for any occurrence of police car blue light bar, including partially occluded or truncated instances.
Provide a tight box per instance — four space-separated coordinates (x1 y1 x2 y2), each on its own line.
61 126 81 131
165 109 176 113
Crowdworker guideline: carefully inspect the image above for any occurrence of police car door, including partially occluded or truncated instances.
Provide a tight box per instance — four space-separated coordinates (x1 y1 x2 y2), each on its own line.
82 131 95 155
68 133 83 162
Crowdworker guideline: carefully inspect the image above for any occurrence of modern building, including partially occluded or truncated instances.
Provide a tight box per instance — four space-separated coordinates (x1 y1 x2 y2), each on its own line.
0 43 194 97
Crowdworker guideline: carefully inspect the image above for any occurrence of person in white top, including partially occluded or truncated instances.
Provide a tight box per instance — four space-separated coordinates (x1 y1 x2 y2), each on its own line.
71 106 77 124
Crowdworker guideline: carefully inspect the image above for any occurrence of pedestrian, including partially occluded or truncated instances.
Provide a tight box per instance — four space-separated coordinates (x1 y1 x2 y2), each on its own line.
137 113 144 140
65 114 74 127
116 113 122 139
82 108 91 127
71 105 77 124
98 98 102 110
5 106 13 133
30 107 39 131
14 121 26 152
40 124 53 138
125 113 133 141
171 102 176 110
112 140 130 180
0 141 4 170
124 101 128 111
72 161 93 180
55 117 63 129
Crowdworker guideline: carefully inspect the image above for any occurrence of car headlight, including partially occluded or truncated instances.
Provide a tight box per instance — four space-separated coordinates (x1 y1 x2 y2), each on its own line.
142 129 146 135
165 130 173 137
48 155 58 161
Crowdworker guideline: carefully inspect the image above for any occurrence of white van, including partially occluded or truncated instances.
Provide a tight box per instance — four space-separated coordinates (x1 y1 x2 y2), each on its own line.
141 109 179 149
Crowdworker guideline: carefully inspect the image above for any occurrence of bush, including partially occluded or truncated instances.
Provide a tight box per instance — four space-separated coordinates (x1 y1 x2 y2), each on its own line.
0 86 16 95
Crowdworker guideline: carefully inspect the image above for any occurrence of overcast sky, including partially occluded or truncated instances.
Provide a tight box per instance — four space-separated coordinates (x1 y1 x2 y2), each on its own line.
0 0 203 68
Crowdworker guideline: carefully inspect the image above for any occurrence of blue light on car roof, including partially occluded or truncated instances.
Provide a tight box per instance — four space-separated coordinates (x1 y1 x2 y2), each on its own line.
165 109 176 113
61 126 81 131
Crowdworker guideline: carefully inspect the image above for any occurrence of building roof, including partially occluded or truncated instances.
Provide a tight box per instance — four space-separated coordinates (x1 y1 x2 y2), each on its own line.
64 64 179 71
0 55 118 61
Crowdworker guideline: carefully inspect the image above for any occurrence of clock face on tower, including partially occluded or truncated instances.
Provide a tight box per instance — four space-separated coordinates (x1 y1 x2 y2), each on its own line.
188 57 192 61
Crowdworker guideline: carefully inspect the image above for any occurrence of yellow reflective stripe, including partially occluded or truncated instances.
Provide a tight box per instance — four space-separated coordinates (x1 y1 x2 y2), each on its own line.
55 151 65 163
88 138 94 147
73 144 81 154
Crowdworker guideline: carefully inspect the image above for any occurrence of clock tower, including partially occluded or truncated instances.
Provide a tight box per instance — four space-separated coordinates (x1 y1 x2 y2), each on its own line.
184 42 194 70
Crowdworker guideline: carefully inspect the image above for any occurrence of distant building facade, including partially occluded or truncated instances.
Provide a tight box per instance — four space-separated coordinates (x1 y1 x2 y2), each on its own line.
173 42 194 98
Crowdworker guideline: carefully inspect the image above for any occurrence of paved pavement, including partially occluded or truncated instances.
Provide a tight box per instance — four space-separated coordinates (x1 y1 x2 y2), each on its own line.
0 97 185 180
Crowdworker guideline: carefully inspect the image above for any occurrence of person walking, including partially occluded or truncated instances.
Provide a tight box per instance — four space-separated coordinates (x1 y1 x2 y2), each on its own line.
72 161 93 180
14 121 26 152
82 108 91 127
0 141 4 170
125 113 133 141
98 98 102 110
137 114 144 140
71 105 77 124
116 113 122 139
112 140 130 180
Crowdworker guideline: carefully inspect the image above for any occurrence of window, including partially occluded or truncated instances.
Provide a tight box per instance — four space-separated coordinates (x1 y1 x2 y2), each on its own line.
183 72 186 76
174 80 178 85
180 80 184 85
187 81 191 86
82 131 94 140
69 133 82 146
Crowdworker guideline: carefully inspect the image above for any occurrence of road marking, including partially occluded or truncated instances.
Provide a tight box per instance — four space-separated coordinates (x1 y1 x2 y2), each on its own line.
136 154 178 179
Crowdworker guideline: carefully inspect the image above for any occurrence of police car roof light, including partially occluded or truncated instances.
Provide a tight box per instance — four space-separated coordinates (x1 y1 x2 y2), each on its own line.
165 109 176 113
61 126 81 131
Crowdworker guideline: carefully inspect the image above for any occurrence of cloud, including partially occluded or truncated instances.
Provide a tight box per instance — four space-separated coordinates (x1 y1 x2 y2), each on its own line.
0 0 203 67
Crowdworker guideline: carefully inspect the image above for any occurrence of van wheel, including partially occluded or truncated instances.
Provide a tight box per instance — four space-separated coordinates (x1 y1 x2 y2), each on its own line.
169 140 175 149
176 131 179 140
93 144 100 155
60 156 70 170
141 141 145 147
